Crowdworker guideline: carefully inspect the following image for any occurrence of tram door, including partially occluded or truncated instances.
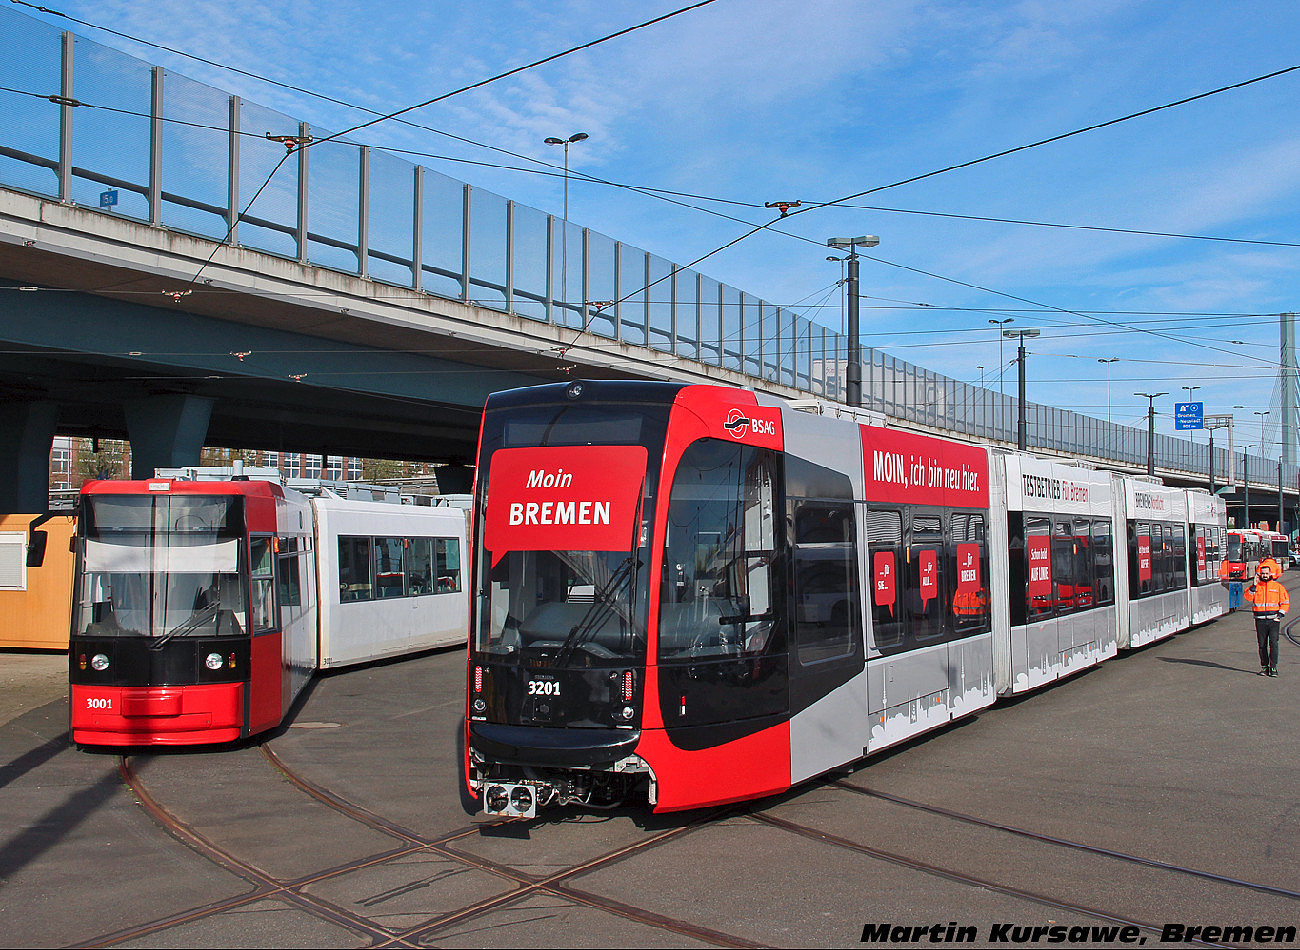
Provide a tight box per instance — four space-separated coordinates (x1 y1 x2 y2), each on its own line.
783 443 868 783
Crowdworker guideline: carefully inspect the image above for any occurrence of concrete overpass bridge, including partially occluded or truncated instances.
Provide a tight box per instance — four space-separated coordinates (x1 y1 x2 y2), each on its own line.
0 6 1294 527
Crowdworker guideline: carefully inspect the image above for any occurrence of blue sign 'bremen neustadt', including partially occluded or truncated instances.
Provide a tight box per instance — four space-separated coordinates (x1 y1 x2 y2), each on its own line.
1174 402 1204 430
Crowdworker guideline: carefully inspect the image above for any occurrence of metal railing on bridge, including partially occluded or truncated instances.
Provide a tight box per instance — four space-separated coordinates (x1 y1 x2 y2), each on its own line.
0 5 1293 493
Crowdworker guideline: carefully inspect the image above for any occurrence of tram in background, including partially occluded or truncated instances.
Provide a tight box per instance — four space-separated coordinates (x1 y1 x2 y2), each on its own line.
1223 528 1263 582
462 381 1228 817
1259 529 1290 573
70 475 467 747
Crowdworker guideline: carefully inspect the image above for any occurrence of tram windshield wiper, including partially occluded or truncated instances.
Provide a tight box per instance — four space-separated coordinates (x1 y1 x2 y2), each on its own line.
150 601 218 650
554 553 640 667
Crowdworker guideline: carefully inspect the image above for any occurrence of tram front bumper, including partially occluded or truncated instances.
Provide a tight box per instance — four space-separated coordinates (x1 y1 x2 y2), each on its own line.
71 683 244 746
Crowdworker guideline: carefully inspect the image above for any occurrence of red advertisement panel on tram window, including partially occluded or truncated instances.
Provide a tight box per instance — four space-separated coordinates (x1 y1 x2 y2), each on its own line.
1137 534 1152 582
918 549 938 607
956 542 981 593
1027 535 1052 598
484 445 648 564
1196 535 1207 574
861 427 989 508
873 551 896 616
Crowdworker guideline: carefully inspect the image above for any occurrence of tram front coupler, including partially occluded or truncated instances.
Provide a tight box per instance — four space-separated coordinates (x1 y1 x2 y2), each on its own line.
473 755 657 818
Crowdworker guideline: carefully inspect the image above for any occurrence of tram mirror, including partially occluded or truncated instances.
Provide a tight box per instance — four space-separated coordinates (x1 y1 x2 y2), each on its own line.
26 530 47 568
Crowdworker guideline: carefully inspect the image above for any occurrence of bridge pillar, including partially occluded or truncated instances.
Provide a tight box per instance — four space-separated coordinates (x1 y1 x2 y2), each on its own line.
436 465 475 494
125 394 214 479
0 401 57 513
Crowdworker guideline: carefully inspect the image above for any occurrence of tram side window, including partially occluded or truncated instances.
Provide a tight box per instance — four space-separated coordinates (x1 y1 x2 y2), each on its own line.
338 535 460 601
1208 526 1223 578
374 537 406 598
1007 512 1027 627
1129 521 1153 598
791 501 859 665
1093 520 1115 606
437 538 461 592
1052 520 1077 615
408 538 434 595
1190 526 1206 585
658 441 782 662
1151 524 1169 592
338 537 372 601
1171 524 1187 589
865 509 904 649
1072 516 1095 610
250 535 276 632
1026 516 1053 620
950 512 990 636
907 513 946 642
278 536 302 610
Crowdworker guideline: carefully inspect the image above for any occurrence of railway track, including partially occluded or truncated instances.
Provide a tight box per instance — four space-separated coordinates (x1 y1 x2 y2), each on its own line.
70 737 1298 949
86 749 761 949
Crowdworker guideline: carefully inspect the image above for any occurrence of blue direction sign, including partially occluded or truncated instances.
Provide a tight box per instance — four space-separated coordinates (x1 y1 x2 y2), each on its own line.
99 189 118 208
1174 402 1204 430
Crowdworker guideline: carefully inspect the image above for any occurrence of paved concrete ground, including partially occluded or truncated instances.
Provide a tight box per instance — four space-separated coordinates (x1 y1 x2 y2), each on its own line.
2 595 1298 949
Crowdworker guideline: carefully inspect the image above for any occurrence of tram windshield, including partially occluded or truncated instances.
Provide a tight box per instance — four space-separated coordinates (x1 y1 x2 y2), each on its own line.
473 397 670 666
74 494 247 639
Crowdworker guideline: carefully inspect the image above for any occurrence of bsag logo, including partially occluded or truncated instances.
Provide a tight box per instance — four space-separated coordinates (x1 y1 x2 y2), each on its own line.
724 409 750 439
724 407 777 440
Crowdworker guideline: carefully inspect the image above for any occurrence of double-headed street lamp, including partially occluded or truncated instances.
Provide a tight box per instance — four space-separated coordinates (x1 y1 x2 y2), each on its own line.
827 235 880 407
544 132 588 316
1136 392 1168 478
1004 327 1040 451
1098 358 1119 423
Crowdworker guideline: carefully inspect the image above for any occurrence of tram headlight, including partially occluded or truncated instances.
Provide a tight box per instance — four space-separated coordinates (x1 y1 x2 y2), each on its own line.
566 382 584 400
472 698 487 713
621 706 635 720
90 654 109 672
205 653 224 671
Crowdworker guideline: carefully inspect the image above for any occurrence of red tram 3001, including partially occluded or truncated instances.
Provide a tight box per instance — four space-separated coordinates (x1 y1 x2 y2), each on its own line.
463 381 1228 816
70 475 468 747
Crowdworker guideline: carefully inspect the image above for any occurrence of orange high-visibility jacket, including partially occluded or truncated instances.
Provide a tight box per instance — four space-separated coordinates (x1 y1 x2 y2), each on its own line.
1246 579 1290 616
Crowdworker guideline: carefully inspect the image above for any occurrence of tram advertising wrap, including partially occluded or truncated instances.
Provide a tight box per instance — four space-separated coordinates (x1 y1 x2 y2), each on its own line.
463 381 1228 817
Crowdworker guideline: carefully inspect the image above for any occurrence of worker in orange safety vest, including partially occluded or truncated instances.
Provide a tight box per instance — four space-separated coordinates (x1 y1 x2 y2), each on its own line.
1245 558 1288 676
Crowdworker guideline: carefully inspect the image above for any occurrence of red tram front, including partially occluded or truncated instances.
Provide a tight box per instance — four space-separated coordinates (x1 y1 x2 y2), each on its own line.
464 380 993 815
70 478 315 746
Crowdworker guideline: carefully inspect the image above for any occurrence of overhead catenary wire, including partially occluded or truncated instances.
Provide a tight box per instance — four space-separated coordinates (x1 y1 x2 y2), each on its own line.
6 3 1297 392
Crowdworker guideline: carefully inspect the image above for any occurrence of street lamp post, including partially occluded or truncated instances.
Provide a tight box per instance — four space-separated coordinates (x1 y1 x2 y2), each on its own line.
1254 410 1270 529
1244 444 1252 529
827 235 881 407
1004 328 1040 451
989 318 1013 434
1098 358 1119 424
1135 392 1168 478
544 132 588 319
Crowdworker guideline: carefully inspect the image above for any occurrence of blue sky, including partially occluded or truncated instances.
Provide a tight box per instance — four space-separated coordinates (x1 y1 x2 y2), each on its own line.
24 0 1300 453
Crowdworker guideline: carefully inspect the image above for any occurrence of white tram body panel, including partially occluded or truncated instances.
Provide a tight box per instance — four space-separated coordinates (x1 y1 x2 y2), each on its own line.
275 488 319 706
1116 477 1190 649
998 455 1117 696
313 496 468 668
1188 491 1229 625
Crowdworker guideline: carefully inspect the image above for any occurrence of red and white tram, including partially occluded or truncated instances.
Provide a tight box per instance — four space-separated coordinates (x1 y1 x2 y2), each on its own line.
463 381 1227 816
1223 529 1263 582
1260 529 1289 572
70 476 467 747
